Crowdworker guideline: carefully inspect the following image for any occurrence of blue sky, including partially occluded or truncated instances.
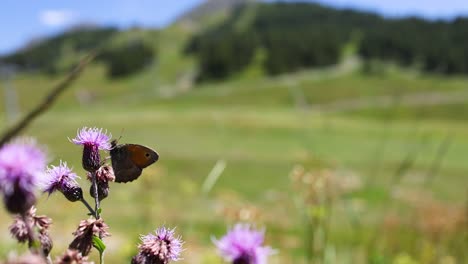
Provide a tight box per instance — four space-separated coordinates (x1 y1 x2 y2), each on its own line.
1 0 468 55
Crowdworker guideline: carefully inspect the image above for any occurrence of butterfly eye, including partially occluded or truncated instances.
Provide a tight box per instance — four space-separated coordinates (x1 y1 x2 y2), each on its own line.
145 153 150 158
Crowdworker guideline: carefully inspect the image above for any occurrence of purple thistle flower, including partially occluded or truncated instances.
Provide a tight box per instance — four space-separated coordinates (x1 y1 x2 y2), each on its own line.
132 227 183 264
0 138 46 214
71 127 111 172
71 127 112 150
213 224 275 264
43 161 83 202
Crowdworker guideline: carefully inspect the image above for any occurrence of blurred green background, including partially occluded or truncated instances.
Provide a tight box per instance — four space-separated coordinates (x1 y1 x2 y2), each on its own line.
0 1 467 263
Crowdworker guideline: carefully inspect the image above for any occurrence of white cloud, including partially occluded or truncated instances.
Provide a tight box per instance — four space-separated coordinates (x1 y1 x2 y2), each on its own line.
39 9 77 27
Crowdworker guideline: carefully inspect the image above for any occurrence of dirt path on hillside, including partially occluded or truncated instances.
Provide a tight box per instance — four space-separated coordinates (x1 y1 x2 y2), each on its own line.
307 89 468 113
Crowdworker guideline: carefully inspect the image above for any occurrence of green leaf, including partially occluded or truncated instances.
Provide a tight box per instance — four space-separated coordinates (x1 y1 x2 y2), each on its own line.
97 208 102 214
92 235 106 254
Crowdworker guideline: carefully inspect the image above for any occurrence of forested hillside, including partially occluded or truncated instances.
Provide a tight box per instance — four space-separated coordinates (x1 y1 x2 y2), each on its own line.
2 1 468 81
0 26 156 78
0 26 118 73
186 2 468 81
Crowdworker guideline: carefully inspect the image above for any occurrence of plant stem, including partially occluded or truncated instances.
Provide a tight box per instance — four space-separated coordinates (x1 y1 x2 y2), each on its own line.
100 251 104 264
91 171 100 219
80 197 96 216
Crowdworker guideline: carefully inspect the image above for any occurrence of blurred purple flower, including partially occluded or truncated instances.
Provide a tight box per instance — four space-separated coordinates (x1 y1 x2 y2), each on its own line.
213 224 275 264
71 127 111 172
132 227 183 264
0 138 47 214
0 138 46 194
43 161 83 202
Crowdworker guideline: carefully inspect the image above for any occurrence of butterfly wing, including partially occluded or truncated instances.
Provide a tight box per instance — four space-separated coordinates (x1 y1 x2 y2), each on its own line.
110 142 159 183
126 144 159 169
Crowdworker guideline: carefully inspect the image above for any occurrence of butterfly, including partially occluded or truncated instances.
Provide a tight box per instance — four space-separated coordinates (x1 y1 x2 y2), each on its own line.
110 140 159 183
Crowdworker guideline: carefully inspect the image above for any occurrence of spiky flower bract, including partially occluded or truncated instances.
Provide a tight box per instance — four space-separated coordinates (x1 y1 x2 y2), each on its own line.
71 127 111 172
213 224 275 264
43 161 83 202
0 138 46 214
132 227 183 264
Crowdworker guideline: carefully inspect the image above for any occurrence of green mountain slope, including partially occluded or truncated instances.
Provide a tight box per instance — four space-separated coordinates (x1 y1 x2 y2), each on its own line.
187 2 468 81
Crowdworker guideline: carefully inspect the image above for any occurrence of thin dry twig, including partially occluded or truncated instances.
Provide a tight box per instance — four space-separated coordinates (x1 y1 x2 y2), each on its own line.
0 51 97 147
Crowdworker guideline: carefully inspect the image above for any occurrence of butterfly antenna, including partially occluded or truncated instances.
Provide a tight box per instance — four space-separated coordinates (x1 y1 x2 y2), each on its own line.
117 128 124 142
111 129 124 149
101 156 111 165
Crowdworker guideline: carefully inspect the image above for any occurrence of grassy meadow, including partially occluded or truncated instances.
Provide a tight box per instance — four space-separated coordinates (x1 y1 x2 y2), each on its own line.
0 26 467 263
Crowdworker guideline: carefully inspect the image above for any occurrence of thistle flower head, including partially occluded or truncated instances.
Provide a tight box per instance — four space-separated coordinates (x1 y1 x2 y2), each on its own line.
28 206 53 232
0 138 46 214
91 165 115 183
9 206 53 255
71 127 112 150
213 224 275 264
43 161 83 202
9 214 32 243
86 165 115 201
69 218 110 256
132 227 183 264
71 127 111 172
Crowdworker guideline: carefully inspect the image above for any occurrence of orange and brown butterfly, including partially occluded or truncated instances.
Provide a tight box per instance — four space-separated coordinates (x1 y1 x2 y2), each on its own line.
110 140 159 183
